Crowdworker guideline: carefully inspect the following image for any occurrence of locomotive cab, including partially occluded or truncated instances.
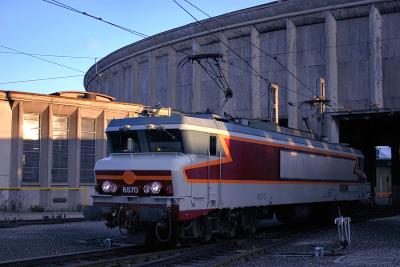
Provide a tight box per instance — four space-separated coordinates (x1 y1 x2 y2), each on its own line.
93 115 226 241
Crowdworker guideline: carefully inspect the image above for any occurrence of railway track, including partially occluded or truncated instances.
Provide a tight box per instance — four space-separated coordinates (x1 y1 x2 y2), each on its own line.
0 208 396 267
0 225 309 267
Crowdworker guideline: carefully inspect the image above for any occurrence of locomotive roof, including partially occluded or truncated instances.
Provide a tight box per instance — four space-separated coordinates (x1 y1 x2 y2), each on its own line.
107 113 362 156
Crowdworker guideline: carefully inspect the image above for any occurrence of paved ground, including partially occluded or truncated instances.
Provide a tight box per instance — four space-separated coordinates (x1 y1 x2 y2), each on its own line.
0 221 123 261
0 211 83 221
237 215 400 266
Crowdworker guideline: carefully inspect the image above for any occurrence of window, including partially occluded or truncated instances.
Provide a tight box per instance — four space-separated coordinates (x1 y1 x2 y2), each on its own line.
147 129 183 153
108 131 140 153
52 116 68 183
22 114 40 183
80 118 96 183
210 136 217 156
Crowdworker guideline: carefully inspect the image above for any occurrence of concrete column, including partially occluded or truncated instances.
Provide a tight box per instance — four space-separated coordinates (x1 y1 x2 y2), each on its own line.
45 104 53 186
251 25 262 118
68 108 80 208
95 112 105 161
39 105 52 207
101 111 108 156
286 19 298 129
192 38 202 112
325 11 340 143
131 58 140 103
148 51 157 106
219 32 230 113
8 101 23 207
168 47 177 107
0 100 13 208
16 102 23 187
369 5 383 108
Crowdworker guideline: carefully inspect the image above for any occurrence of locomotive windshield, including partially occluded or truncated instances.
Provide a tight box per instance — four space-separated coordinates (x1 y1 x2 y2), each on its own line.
107 129 183 153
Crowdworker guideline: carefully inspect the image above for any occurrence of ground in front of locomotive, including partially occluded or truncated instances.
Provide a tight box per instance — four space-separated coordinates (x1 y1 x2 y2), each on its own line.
92 153 191 244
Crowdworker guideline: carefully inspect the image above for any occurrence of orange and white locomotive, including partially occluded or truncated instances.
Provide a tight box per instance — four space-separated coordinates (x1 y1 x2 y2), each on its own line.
93 113 370 242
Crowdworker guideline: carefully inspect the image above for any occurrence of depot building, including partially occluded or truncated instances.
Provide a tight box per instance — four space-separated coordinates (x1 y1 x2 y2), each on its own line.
0 90 169 211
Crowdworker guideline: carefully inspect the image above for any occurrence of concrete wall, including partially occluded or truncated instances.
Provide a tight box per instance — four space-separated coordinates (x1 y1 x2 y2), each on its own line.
0 98 12 209
84 0 400 142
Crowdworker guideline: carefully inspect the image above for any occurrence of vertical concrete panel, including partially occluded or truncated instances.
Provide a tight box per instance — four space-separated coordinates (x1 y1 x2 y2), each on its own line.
260 29 287 119
148 51 157 106
286 19 298 129
119 65 125 102
102 74 108 96
0 101 12 208
177 49 193 112
138 60 150 105
251 26 262 118
193 39 202 112
337 17 370 110
199 42 220 112
131 59 140 103
382 13 400 108
112 70 120 101
219 32 230 114
326 11 339 143
156 54 169 106
168 48 177 108
228 36 252 118
123 66 133 102
296 23 326 132
369 5 383 108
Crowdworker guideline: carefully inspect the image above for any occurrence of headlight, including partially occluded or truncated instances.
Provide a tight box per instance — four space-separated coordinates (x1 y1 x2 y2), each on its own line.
150 181 162 194
143 184 151 194
110 183 118 193
102 181 112 192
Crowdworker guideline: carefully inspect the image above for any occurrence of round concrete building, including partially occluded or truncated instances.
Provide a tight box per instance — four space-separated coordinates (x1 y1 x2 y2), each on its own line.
84 0 400 142
85 0 400 205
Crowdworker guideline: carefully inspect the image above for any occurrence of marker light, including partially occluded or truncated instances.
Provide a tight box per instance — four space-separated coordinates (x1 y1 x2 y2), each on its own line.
150 181 162 194
143 184 151 194
102 181 112 193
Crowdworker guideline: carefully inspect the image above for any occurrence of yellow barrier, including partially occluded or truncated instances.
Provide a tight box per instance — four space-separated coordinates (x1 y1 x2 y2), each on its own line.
0 187 90 206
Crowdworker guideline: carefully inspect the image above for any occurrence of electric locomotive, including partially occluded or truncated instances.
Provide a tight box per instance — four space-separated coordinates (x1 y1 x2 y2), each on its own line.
93 112 370 242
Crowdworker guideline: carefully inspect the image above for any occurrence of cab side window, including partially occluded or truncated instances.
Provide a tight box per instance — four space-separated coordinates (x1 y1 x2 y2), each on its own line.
210 136 217 156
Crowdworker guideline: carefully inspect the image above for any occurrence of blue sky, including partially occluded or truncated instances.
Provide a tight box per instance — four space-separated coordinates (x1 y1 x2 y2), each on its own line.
0 0 271 94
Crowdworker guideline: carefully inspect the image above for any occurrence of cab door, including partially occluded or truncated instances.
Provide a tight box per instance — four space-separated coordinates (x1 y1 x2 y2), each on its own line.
207 136 220 207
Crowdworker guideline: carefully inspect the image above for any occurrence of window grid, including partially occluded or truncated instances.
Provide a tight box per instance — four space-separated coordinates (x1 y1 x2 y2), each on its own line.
22 113 41 183
80 118 96 184
52 116 69 184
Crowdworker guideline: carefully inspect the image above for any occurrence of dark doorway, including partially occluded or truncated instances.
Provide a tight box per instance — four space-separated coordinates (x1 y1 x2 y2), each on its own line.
336 111 400 207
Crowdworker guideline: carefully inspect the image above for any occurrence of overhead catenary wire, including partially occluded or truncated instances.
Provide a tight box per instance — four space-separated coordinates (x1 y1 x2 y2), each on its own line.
0 50 98 59
0 44 85 73
0 75 84 85
43 0 149 39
